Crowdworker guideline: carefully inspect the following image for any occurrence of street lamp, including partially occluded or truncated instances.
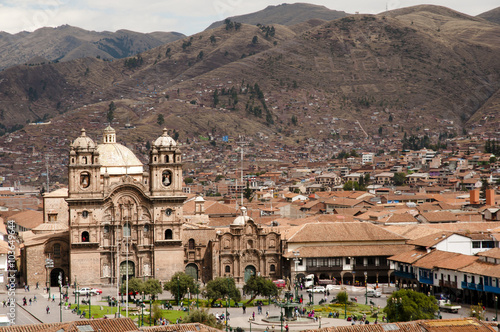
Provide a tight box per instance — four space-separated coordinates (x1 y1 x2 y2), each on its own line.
364 272 368 305
59 272 62 322
292 251 300 300
495 296 498 322
176 276 180 306
141 291 145 327
187 288 190 315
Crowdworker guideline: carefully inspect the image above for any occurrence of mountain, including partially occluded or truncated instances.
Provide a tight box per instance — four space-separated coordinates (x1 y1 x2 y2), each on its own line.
205 3 348 30
1 5 500 158
0 25 185 70
478 6 500 25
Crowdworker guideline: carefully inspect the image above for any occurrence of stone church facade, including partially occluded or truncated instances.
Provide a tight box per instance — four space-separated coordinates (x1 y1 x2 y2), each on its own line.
21 126 283 287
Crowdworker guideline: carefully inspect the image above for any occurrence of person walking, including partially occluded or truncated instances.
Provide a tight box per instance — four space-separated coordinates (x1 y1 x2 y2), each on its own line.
46 306 50 314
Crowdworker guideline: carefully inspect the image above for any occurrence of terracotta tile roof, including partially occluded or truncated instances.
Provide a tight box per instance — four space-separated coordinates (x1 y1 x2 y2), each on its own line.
413 250 478 270
306 318 492 331
419 211 458 223
385 213 418 224
8 210 43 229
384 225 444 240
477 248 500 259
284 244 413 258
389 248 428 264
425 222 500 233
458 260 500 278
0 318 139 332
407 232 454 248
288 222 406 243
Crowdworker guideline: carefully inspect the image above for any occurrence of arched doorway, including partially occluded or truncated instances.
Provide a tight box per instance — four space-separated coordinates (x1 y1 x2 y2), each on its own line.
120 261 135 284
185 264 198 281
50 268 65 287
244 265 256 283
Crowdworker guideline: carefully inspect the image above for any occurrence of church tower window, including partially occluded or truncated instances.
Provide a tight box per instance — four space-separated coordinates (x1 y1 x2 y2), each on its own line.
270 264 276 273
188 239 195 250
81 231 89 242
165 229 173 240
162 170 172 187
225 265 231 273
80 172 90 188
82 211 89 218
165 155 169 163
165 208 173 216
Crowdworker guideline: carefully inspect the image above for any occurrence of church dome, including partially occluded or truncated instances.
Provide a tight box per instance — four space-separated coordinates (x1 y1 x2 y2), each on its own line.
71 128 96 149
232 207 251 226
96 126 143 175
154 128 177 148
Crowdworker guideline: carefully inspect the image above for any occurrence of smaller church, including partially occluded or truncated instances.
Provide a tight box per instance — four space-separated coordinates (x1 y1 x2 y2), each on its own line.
20 126 283 288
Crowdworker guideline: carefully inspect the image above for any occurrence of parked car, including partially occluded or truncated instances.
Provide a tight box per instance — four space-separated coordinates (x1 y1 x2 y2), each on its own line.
366 289 382 297
273 279 286 288
307 286 326 293
74 287 92 295
91 288 103 295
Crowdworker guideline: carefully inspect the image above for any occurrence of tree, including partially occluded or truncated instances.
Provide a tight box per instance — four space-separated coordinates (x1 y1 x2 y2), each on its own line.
383 289 438 322
243 181 253 202
120 277 144 297
210 35 216 44
213 89 219 107
336 291 348 304
252 36 258 44
144 279 163 300
183 309 222 328
184 177 194 184
242 276 278 304
157 114 165 126
107 101 116 123
393 172 406 186
163 272 197 304
204 277 241 306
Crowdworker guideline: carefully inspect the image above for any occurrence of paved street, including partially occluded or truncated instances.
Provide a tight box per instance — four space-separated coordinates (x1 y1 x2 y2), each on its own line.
0 283 494 329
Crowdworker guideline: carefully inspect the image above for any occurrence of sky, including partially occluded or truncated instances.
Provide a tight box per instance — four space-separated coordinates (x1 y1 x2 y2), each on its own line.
0 0 498 36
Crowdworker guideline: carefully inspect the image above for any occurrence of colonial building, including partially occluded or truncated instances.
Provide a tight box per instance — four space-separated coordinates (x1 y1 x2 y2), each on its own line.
21 127 187 286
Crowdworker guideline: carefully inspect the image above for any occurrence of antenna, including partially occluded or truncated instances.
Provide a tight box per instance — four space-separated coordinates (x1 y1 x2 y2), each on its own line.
45 155 50 193
237 135 249 207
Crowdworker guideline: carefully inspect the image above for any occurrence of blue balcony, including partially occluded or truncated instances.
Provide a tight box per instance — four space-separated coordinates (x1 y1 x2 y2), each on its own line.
468 283 477 290
477 284 484 291
419 276 433 285
395 271 416 279
484 285 500 294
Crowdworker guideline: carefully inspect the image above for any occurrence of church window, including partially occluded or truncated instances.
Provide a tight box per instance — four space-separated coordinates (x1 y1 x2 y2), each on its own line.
270 264 276 272
82 210 89 218
53 244 61 258
154 157 157 162
247 240 253 249
104 225 109 233
165 229 173 240
165 155 169 163
82 156 87 164
165 208 173 216
188 239 195 250
144 224 150 233
80 172 90 188
225 265 231 273
82 231 90 242
269 239 276 247
123 223 131 237
48 214 57 222
162 170 172 187
71 158 75 164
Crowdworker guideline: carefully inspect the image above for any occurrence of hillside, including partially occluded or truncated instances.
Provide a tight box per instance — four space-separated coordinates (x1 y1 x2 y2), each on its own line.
0 25 184 70
478 6 500 25
1 5 500 179
205 3 348 30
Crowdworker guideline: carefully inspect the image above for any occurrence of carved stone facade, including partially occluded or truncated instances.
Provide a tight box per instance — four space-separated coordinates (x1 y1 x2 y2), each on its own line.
211 208 282 284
